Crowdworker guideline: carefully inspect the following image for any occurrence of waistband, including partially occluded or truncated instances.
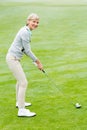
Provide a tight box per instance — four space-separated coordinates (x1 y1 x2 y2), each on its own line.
6 53 20 61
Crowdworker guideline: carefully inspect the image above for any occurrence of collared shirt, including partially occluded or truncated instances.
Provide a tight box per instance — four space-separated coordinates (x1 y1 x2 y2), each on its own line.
8 26 37 61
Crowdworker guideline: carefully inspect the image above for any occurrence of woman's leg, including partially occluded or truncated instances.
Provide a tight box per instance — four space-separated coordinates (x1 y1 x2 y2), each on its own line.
6 54 28 108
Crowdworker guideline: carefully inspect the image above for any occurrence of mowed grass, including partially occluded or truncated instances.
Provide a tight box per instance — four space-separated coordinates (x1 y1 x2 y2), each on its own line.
1 0 87 129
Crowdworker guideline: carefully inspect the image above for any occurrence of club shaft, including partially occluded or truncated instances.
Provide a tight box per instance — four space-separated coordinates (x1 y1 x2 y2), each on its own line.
41 69 76 106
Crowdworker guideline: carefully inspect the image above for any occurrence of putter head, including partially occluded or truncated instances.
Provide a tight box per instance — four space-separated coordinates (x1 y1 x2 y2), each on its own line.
75 103 81 109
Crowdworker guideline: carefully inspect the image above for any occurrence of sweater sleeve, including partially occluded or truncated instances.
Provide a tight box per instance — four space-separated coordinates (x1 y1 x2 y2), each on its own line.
21 30 38 62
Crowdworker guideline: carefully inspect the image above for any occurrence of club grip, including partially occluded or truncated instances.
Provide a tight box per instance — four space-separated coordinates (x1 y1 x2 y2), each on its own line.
42 69 45 73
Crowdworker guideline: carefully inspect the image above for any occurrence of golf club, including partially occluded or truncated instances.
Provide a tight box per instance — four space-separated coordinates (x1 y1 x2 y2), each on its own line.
33 62 81 108
42 69 81 109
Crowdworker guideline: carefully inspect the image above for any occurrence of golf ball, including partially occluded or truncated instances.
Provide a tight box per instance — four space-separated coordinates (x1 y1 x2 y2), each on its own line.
75 103 81 108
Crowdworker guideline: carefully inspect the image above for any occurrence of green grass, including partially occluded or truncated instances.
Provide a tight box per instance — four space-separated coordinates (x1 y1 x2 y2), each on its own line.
1 0 87 129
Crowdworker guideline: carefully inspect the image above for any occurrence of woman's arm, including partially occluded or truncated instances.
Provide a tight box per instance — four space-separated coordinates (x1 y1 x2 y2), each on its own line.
21 29 43 70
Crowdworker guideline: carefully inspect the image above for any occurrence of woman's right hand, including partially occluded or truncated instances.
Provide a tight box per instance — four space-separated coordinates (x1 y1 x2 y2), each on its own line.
35 59 43 71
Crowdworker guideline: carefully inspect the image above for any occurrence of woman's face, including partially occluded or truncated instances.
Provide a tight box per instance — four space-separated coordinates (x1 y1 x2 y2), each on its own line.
28 19 39 30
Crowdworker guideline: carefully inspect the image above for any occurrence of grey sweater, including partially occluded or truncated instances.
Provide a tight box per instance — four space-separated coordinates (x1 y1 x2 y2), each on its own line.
8 26 37 61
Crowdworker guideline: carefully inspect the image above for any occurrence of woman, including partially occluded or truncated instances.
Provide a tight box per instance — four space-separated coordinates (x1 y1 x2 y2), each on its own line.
6 13 43 117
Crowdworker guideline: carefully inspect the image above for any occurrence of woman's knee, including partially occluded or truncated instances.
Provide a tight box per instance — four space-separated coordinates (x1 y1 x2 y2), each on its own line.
19 79 28 88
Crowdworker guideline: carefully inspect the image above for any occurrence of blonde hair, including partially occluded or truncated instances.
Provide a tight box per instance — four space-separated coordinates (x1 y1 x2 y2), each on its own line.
27 13 39 20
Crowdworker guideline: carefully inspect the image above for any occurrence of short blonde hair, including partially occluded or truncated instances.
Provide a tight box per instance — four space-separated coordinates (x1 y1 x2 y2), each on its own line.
27 13 39 20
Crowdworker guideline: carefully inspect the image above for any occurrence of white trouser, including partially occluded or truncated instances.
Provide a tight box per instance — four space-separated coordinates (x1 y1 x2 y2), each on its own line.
6 53 28 108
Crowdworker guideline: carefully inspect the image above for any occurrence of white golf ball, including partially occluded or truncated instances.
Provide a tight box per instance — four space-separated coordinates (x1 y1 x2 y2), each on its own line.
75 103 81 108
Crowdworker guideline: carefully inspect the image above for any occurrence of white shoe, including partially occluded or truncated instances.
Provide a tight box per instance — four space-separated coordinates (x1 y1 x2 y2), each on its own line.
16 102 31 108
18 108 36 117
